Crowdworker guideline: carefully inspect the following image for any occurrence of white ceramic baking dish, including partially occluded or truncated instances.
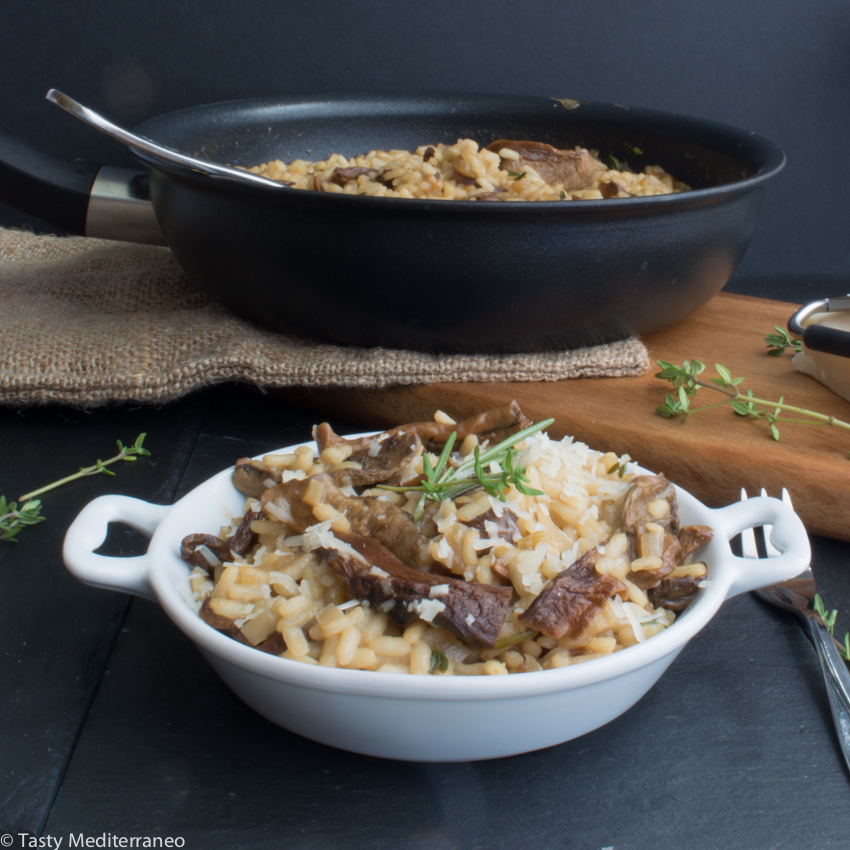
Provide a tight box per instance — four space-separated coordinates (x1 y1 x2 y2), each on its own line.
63 436 810 762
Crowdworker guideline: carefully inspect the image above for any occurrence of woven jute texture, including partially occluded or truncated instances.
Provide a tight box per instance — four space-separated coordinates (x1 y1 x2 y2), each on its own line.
0 229 650 407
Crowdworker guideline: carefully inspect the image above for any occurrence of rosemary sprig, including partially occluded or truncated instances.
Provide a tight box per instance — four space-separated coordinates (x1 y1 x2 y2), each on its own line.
765 325 802 356
19 433 151 501
813 593 850 662
655 360 850 445
0 496 45 543
379 419 554 517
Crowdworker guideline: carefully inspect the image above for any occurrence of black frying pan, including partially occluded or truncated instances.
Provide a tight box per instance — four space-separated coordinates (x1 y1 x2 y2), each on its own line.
0 93 785 353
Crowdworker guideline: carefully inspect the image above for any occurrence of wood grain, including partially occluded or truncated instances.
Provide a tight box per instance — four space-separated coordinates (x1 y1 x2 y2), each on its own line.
279 292 850 540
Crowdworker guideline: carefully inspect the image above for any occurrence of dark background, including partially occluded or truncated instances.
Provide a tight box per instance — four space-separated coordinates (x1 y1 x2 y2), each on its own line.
1 0 849 289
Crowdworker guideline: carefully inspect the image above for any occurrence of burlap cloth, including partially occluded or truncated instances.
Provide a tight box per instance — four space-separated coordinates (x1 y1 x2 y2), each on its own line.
0 229 650 407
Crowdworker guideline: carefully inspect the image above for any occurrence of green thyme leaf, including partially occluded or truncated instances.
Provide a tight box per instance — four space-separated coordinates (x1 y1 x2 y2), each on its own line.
609 155 623 171
0 498 45 543
4 434 153 545
507 170 526 180
765 325 802 355
429 648 449 674
493 629 537 651
815 594 850 662
654 359 850 451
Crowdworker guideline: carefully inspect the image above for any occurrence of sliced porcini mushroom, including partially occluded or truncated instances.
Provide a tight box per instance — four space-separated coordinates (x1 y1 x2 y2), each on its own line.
228 509 265 557
518 547 627 639
622 475 713 590
198 599 287 655
318 531 513 648
232 458 280 498
180 533 235 573
623 474 679 536
484 140 597 190
329 166 377 186
463 507 520 551
326 430 422 489
315 401 532 456
677 525 713 559
598 180 632 198
261 473 428 567
466 191 506 202
180 509 264 574
452 167 480 186
648 574 702 613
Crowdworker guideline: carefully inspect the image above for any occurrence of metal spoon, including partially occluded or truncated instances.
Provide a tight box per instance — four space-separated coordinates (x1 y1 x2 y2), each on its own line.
46 88 286 190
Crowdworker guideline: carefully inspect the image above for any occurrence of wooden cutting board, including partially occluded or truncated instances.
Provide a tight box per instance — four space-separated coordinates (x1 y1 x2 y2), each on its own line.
279 292 850 541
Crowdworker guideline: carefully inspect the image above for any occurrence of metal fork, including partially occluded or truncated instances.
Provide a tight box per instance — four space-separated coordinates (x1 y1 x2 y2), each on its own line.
742 487 850 773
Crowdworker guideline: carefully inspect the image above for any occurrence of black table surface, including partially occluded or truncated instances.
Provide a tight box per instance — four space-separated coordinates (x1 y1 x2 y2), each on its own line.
3 281 850 848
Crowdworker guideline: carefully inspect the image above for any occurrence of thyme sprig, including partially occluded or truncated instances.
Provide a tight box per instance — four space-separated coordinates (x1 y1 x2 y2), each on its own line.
378 419 554 517
2 434 151 544
0 497 45 543
813 593 850 662
19 433 150 501
765 325 802 356
655 360 850 444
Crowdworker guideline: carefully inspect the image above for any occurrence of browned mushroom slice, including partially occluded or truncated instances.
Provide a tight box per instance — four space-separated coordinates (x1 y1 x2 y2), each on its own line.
623 474 679 537
484 140 597 190
452 167 479 186
199 599 287 655
622 475 681 589
463 508 520 550
329 166 377 186
326 430 422 489
180 508 264 574
318 531 513 648
466 191 506 202
232 458 281 498
180 533 235 573
678 525 713 559
261 473 427 566
648 574 702 613
314 401 532 455
199 597 240 633
598 181 632 198
519 548 626 639
228 509 265 557
626 532 683 590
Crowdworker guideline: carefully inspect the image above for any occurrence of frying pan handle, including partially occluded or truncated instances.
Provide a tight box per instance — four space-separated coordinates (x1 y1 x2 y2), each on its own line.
0 128 99 234
0 130 166 245
802 325 850 359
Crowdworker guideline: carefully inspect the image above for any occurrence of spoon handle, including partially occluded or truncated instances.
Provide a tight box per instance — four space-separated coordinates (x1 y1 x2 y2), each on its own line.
803 614 850 775
46 89 284 190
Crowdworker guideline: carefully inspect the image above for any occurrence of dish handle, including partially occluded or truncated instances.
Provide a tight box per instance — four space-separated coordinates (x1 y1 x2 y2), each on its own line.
62 495 168 601
710 496 811 598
